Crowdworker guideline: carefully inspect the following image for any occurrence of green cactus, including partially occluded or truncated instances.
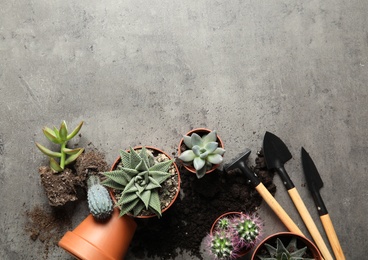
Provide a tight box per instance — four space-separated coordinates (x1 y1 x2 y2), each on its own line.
102 147 173 217
210 230 236 259
232 214 261 247
35 121 84 172
217 217 231 230
179 130 225 178
257 237 314 260
87 175 113 221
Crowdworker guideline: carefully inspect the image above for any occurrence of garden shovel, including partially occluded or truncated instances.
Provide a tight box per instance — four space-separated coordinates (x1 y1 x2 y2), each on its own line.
225 149 304 236
263 131 333 260
301 147 345 260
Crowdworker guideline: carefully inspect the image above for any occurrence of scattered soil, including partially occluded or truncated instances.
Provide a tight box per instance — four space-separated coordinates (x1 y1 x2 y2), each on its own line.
129 150 276 259
38 149 109 206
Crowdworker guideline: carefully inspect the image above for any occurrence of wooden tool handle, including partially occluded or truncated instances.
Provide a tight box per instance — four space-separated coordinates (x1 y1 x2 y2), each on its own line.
288 188 333 260
320 214 345 260
255 183 304 236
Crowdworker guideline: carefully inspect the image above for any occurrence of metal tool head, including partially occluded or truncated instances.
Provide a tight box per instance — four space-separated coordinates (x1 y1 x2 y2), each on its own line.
225 149 251 172
263 131 292 169
301 147 324 191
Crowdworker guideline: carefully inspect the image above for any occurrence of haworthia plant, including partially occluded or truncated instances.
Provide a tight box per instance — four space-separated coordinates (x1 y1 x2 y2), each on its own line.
102 147 173 218
35 121 84 172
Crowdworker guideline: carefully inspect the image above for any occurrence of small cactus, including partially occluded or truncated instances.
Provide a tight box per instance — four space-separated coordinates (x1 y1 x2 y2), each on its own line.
87 175 113 221
209 230 238 260
231 214 261 248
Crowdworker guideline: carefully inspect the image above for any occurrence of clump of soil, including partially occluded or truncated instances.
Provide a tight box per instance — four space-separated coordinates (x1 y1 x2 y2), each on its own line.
24 206 73 259
38 149 109 206
129 150 276 259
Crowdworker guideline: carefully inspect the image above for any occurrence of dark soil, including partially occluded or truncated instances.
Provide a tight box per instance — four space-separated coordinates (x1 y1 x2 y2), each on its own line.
129 150 276 259
38 149 109 206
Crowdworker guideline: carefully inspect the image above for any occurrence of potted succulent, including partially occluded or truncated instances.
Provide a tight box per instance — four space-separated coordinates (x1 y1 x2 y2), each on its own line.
102 146 181 218
203 212 262 259
251 232 323 260
35 120 85 206
178 128 225 178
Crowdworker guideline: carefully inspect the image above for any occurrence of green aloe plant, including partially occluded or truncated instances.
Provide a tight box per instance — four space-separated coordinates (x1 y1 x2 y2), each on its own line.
102 147 173 217
257 237 314 260
179 130 225 178
35 121 84 172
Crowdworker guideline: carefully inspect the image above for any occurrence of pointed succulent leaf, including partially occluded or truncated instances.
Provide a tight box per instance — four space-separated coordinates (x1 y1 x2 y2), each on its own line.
63 147 83 155
119 199 140 216
65 148 84 165
190 133 203 146
53 126 61 139
35 142 62 158
135 159 148 172
264 243 277 256
129 147 142 169
101 178 125 190
149 159 173 172
183 135 193 148
207 154 223 165
202 130 217 144
290 247 307 257
49 157 63 172
137 189 151 209
178 150 195 162
138 147 149 166
104 170 134 186
59 121 68 141
121 191 139 204
43 127 62 144
213 147 226 155
66 121 83 140
120 150 131 168
149 171 171 184
205 142 218 153
199 151 209 159
145 177 162 190
276 238 289 257
148 190 162 217
132 201 145 216
122 178 138 194
196 166 207 179
192 145 201 156
193 157 205 170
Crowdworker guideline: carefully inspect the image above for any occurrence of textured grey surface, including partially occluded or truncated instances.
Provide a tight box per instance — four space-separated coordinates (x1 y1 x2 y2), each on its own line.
0 0 367 259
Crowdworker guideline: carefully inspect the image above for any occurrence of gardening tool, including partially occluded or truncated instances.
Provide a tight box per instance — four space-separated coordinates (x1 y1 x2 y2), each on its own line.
263 131 333 260
301 147 345 260
225 149 304 236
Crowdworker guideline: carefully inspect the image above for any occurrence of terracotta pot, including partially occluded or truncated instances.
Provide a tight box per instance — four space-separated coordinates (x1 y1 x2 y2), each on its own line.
210 212 255 258
110 145 181 219
178 128 225 175
251 232 323 260
58 208 137 260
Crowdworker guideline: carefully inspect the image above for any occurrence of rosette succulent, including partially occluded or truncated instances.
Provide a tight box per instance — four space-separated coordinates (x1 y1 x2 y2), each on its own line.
179 130 225 178
102 147 173 218
35 121 84 172
256 237 314 260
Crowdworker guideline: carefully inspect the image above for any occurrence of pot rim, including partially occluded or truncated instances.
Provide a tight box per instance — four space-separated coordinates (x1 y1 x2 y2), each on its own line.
178 128 225 174
109 145 181 219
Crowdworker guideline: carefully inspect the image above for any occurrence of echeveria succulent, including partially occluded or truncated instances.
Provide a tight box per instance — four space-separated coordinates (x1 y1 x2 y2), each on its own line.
35 121 84 172
179 130 225 178
102 147 173 218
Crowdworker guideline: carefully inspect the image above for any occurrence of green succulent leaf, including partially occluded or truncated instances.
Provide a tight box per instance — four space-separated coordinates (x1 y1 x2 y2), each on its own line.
183 135 193 148
63 147 83 155
196 166 207 178
148 190 162 217
50 157 63 172
190 133 203 146
178 150 195 162
59 121 68 141
35 142 62 158
207 154 223 165
146 177 162 190
135 159 148 172
192 145 201 156
138 147 150 166
193 157 205 171
119 199 140 217
132 201 145 216
149 159 173 172
65 148 84 165
213 147 226 155
149 171 170 184
203 130 217 143
104 170 135 186
66 121 83 140
137 189 151 209
205 142 218 153
120 150 131 168
199 151 209 159
101 178 125 190
129 147 142 169
43 127 62 144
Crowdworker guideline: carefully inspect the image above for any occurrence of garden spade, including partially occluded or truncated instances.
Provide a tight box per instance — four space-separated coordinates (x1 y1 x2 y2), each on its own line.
263 131 333 260
225 149 304 236
301 147 345 260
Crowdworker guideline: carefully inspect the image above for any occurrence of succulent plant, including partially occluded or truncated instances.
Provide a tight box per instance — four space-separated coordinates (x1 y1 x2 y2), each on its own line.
217 216 231 230
35 121 84 172
208 230 238 260
87 175 113 221
256 237 314 260
179 130 225 178
231 214 261 248
102 147 173 218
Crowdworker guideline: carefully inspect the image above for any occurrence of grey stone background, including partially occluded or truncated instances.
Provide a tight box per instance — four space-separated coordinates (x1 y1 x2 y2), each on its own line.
1 0 366 259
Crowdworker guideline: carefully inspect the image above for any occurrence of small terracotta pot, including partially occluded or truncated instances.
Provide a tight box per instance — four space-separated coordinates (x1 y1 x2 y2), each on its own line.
210 212 254 258
251 232 323 260
110 145 181 219
178 128 224 175
58 208 137 260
